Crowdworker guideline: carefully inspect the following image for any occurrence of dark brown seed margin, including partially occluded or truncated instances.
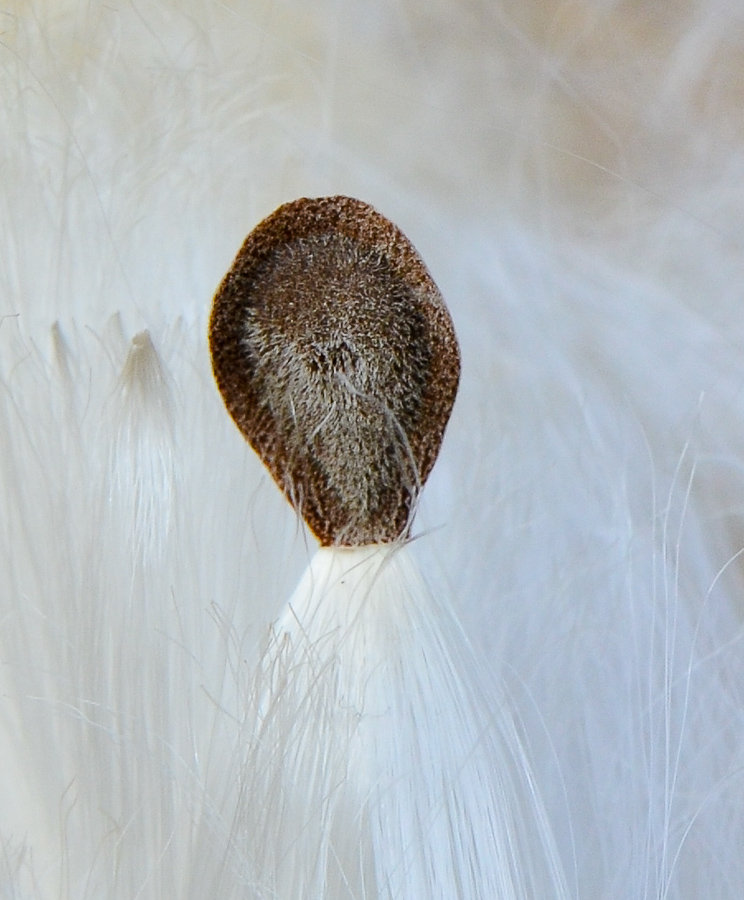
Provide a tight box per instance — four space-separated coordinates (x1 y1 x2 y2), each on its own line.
209 195 460 546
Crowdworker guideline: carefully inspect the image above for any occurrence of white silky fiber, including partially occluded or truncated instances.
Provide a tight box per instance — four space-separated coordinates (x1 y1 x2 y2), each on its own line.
243 544 567 899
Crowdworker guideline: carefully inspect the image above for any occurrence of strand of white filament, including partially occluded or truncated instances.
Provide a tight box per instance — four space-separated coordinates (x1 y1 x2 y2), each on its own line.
243 543 569 900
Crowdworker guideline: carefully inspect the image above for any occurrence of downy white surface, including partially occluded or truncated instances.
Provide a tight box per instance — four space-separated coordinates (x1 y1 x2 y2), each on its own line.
1 2 744 898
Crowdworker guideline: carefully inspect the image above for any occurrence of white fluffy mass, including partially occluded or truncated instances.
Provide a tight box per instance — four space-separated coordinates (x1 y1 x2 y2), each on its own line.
1 2 743 898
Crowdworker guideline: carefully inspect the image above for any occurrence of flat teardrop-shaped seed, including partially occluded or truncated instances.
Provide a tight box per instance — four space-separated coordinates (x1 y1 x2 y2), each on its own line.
209 195 460 546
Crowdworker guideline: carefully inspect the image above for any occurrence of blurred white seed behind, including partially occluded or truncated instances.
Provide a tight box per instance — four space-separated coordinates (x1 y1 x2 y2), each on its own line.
2 1 744 898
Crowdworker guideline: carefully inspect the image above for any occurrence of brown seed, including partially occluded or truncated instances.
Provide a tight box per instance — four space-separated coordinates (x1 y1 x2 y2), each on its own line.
209 195 460 546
